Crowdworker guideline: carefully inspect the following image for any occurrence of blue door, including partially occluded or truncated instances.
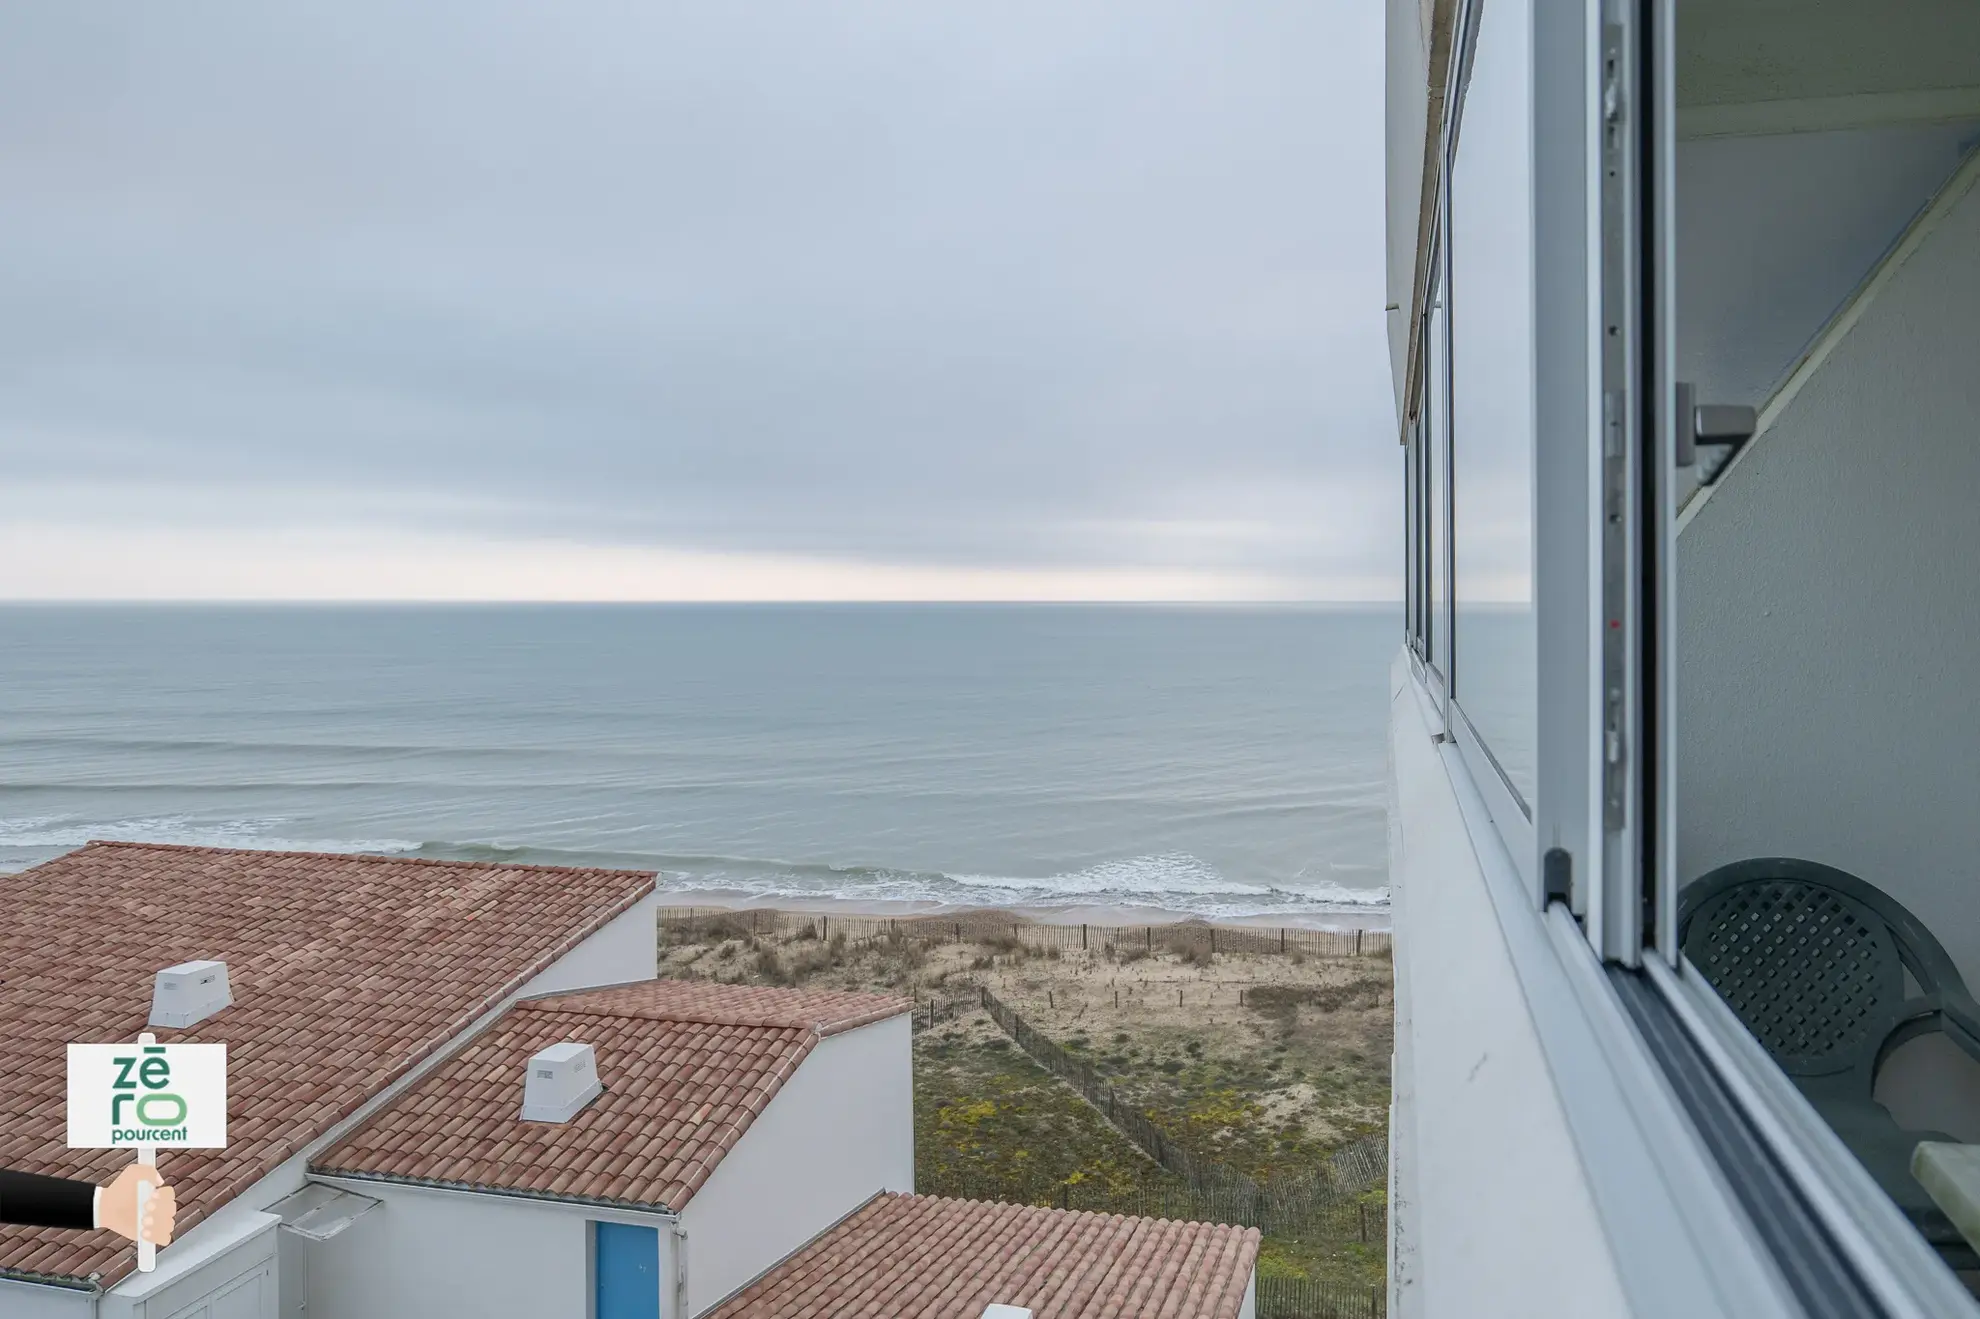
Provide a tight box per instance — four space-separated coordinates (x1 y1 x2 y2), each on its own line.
595 1221 661 1319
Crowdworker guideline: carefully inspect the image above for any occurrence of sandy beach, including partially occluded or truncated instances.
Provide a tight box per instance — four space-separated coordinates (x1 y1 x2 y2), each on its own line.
653 889 1392 934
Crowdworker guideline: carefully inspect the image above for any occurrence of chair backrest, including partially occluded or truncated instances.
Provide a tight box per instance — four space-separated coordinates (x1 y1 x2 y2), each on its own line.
1678 858 1959 1091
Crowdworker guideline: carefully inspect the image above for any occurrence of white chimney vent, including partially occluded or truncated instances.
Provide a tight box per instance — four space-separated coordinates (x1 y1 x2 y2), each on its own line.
982 1308 1033 1319
149 960 232 1028
521 1042 603 1123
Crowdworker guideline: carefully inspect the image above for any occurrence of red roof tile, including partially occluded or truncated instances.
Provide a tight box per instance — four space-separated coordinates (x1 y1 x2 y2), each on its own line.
313 979 909 1209
0 842 655 1289
705 1193 1260 1319
539 979 910 1037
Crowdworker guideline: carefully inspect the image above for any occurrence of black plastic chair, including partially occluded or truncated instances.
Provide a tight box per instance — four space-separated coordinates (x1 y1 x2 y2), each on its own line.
1679 858 1980 1269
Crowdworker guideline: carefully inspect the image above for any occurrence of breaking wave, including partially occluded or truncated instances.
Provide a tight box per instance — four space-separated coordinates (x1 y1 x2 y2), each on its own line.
1 819 1386 924
394 841 1388 922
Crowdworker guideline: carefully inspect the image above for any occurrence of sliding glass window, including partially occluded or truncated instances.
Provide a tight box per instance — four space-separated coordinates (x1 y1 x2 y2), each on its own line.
1447 0 1537 808
1425 262 1451 682
1405 420 1421 652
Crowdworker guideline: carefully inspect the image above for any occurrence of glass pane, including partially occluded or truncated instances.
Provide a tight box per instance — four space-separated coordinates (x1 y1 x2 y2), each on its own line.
1427 273 1450 677
1672 0 1980 1290
1418 418 1431 651
1405 426 1420 647
1449 0 1536 807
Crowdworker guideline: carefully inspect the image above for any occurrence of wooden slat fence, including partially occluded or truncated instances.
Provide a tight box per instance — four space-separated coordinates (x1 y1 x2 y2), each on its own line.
978 986 1386 1235
1256 1277 1387 1319
657 906 1390 960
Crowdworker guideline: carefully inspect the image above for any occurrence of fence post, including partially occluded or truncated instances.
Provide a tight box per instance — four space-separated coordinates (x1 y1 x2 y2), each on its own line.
1081 923 1087 951
821 915 827 940
1209 928 1215 956
1356 929 1363 956
1146 927 1153 952
1280 928 1286 954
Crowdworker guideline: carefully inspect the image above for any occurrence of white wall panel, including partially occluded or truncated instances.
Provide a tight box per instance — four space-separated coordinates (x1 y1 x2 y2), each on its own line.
1387 652 1632 1319
1677 157 1980 1126
680 1014 913 1315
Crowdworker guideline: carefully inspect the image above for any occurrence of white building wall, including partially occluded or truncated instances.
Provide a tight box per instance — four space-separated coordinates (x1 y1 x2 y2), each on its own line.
302 1182 600 1319
88 1159 295 1319
680 1014 913 1316
520 890 660 998
94 1215 280 1319
1676 155 1980 1139
0 1278 93 1318
1387 655 1632 1319
1238 1269 1257 1319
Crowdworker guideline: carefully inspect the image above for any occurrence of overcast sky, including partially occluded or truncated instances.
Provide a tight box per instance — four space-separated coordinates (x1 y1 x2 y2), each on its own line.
0 2 1397 602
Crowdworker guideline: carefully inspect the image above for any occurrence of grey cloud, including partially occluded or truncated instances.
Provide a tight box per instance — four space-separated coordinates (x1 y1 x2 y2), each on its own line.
0 1 1395 593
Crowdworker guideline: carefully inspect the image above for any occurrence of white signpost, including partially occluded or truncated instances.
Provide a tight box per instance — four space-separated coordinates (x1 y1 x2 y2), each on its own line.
68 1033 227 1272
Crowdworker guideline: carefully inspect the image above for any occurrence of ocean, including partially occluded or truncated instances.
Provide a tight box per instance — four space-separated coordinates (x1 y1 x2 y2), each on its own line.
0 604 1395 924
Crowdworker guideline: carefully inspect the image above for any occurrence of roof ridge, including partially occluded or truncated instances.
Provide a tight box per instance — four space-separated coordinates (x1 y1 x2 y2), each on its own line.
517 998 821 1030
516 980 911 1033
519 998 906 1035
77 839 658 879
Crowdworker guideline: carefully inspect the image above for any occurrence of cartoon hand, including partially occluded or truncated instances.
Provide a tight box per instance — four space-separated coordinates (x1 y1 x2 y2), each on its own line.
100 1163 176 1247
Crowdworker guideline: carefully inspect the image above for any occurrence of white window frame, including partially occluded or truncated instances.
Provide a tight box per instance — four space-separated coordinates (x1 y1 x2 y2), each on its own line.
1420 224 1455 732
1624 0 1980 1310
1437 0 1550 895
1401 0 1980 1309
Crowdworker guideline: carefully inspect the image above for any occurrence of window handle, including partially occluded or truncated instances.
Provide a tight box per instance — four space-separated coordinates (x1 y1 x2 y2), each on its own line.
1676 382 1758 484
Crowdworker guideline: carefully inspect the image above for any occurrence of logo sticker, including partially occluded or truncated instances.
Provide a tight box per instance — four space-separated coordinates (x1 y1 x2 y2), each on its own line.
67 1041 227 1149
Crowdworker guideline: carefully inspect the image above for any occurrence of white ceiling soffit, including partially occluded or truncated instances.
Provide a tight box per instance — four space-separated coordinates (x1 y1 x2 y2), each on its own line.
1678 0 1980 137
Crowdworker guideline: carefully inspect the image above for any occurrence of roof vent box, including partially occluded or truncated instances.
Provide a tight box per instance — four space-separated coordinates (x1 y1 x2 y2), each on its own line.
521 1042 603 1123
982 1308 1034 1319
149 960 232 1029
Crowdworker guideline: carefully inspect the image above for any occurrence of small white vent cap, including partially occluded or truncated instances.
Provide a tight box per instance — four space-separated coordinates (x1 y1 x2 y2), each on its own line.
149 960 232 1029
982 1307 1034 1319
521 1042 603 1123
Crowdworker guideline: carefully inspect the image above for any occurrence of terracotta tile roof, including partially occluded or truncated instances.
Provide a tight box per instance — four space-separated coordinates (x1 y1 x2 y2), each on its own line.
313 979 909 1210
705 1192 1261 1319
0 841 656 1290
541 978 910 1037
